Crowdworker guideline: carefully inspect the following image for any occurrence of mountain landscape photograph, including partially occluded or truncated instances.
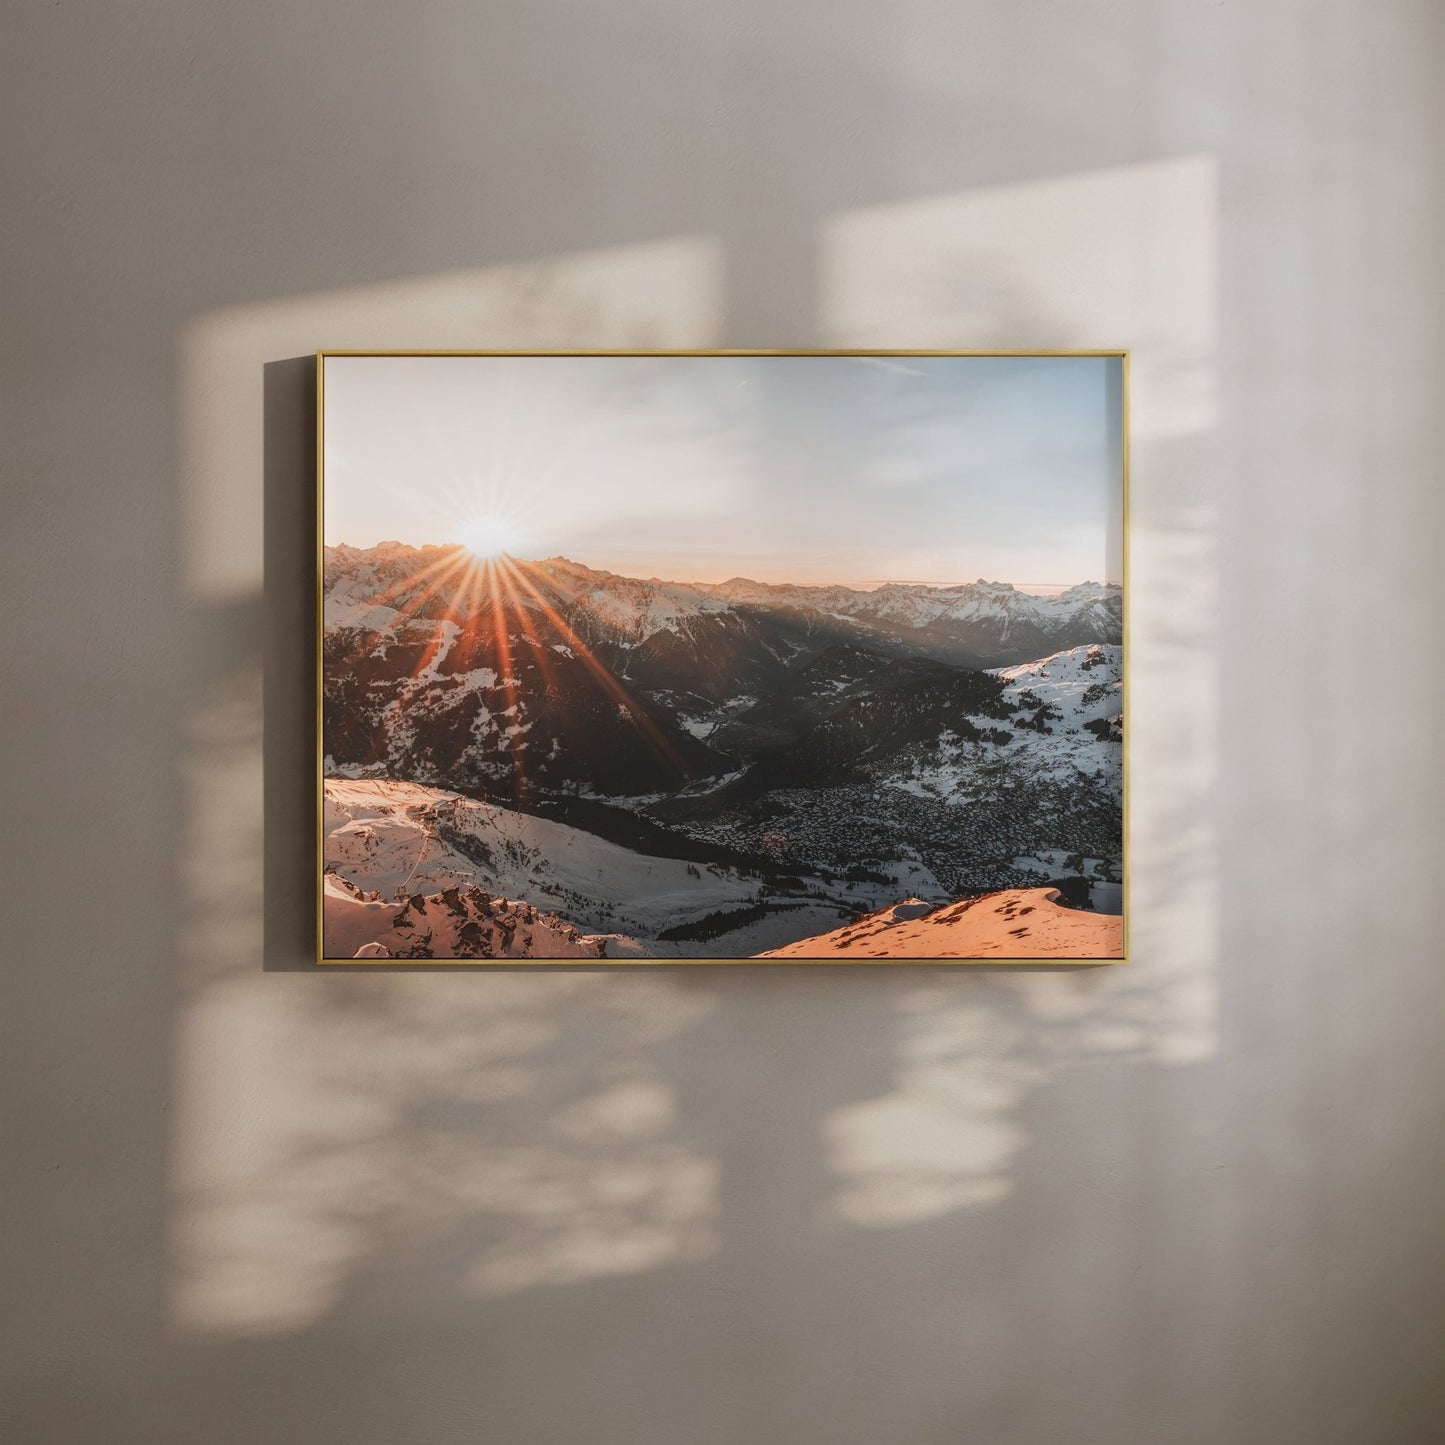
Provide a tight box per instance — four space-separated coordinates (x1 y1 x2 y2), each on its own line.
320 352 1125 961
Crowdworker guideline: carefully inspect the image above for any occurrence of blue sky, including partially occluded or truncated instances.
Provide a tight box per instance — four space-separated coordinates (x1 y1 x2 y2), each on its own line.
324 353 1122 588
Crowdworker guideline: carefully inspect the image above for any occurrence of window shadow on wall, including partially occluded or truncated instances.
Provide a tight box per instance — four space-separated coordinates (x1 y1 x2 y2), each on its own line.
10 3 1445 1441
143 150 1235 1445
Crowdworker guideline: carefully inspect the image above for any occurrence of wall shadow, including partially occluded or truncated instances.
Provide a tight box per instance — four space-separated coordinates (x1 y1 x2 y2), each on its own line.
6 2 1444 1444
170 156 1226 1445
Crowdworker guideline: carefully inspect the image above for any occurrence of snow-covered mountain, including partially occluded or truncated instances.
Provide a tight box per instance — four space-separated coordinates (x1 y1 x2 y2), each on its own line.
756 887 1123 959
322 543 1122 800
324 780 1120 961
325 777 758 940
325 544 1121 666
701 571 1119 658
321 547 1124 959
324 873 632 960
875 642 1123 804
323 777 919 959
653 642 1121 910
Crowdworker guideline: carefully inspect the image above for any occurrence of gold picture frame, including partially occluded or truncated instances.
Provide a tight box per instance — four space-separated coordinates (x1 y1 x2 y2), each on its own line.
317 350 1128 965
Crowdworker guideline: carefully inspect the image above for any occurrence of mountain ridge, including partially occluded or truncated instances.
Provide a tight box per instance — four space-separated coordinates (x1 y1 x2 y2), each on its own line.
324 540 1118 605
324 542 1121 667
322 542 1124 805
322 544 1124 958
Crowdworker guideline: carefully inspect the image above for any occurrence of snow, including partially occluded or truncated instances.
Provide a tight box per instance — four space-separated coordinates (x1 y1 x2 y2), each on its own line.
321 549 1123 959
324 872 616 960
878 645 1120 805
448 666 499 690
329 544 1118 653
890 898 935 921
324 777 759 942
994 643 1122 710
323 598 402 631
323 777 969 959
982 644 1123 790
757 887 1123 959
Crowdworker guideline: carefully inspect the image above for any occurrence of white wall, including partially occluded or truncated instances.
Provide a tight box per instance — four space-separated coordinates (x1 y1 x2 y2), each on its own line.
3 3 1442 1442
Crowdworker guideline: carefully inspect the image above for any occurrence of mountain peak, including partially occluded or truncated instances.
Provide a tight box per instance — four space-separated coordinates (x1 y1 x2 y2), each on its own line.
1055 581 1116 602
324 544 1122 663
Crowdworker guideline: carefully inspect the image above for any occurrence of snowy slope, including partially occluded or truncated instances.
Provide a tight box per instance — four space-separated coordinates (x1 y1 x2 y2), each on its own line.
323 777 948 959
995 642 1122 723
323 873 635 960
987 642 1123 782
756 887 1123 959
325 777 758 939
321 547 1123 918
878 643 1122 804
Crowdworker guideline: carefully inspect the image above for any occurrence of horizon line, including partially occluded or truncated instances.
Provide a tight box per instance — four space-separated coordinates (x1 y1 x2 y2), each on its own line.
322 540 1121 594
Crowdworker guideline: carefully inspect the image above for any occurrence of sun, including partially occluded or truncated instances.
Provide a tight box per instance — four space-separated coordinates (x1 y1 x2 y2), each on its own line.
458 513 522 560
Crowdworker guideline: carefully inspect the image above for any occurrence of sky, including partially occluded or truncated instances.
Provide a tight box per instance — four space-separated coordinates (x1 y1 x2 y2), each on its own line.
323 353 1123 589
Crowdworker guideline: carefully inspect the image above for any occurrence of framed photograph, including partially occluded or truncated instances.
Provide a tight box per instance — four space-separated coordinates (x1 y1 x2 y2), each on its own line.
318 351 1126 963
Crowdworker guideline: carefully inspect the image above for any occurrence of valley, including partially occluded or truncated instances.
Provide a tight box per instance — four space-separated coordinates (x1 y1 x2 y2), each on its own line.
322 544 1124 959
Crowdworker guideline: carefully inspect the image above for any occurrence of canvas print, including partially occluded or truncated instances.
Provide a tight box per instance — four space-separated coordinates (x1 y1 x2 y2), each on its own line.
320 352 1125 962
